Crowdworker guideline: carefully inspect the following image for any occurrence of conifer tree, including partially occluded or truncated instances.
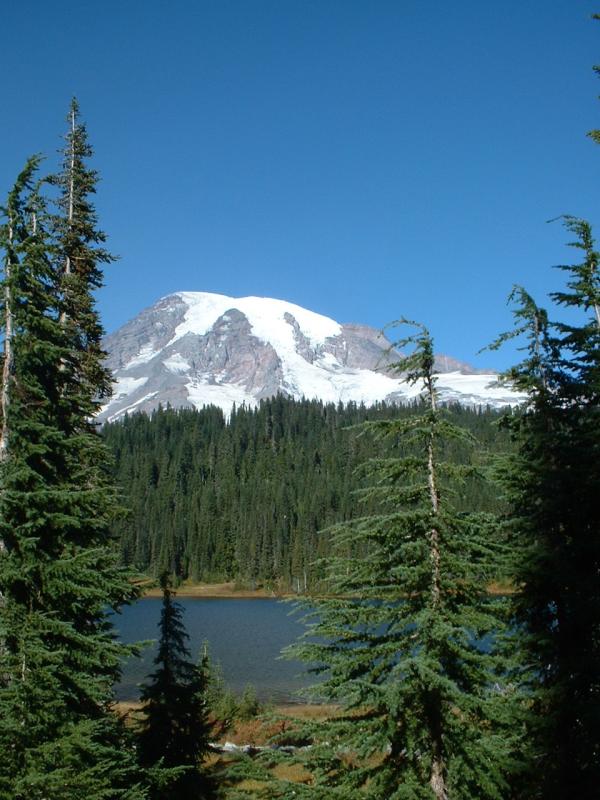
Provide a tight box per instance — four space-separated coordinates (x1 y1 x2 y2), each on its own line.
261 323 514 799
138 572 214 799
491 218 600 798
51 97 115 404
0 128 146 795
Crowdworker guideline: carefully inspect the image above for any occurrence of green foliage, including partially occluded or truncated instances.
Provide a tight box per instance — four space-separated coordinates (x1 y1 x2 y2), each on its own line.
259 323 516 800
238 684 262 721
137 573 215 799
491 217 600 798
203 652 238 731
0 108 146 798
49 97 116 405
200 647 265 733
103 397 513 590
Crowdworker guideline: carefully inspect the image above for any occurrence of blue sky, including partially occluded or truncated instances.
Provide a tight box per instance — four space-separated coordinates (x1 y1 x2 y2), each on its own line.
1 0 598 369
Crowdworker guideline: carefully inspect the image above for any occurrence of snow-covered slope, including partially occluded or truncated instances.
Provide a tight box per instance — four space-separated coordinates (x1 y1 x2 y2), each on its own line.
99 291 522 423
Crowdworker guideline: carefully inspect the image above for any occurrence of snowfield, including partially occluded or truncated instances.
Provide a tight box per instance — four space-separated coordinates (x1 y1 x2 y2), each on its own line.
100 291 525 423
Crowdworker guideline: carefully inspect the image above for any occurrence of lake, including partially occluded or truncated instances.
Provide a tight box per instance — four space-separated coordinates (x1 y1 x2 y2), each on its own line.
114 597 312 702
114 596 502 702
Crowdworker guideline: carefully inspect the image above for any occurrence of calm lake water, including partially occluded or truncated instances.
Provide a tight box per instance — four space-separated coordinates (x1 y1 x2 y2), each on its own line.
114 598 311 702
114 597 501 702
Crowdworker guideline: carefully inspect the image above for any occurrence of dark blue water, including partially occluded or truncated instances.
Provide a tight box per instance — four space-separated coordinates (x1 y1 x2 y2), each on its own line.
114 598 310 702
113 597 502 702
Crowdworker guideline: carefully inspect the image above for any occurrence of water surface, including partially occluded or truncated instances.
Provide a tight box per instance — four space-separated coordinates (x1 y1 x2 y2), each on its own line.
115 597 310 702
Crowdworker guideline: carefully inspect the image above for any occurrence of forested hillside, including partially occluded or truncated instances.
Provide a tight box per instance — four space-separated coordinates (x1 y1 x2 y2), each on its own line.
104 397 512 589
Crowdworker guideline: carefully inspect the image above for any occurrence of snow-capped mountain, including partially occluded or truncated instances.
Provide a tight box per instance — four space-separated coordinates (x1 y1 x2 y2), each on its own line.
99 291 521 423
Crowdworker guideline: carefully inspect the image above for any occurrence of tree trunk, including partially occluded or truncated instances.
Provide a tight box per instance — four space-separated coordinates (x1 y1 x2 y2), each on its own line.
0 215 14 468
430 748 447 800
59 105 76 327
425 372 447 799
0 214 14 578
426 374 441 607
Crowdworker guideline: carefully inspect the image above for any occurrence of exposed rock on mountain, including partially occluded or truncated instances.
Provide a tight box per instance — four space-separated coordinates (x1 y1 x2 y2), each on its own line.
99 292 521 423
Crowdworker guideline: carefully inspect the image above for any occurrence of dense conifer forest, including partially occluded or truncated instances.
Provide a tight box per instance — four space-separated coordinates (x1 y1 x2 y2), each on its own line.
103 398 513 590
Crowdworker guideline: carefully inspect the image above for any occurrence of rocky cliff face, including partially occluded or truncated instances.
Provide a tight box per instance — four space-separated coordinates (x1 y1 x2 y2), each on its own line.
99 291 521 423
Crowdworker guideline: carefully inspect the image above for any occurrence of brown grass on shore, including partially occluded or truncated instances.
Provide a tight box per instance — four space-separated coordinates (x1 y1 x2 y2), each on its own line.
113 700 338 740
138 580 294 599
486 580 516 595
137 578 515 599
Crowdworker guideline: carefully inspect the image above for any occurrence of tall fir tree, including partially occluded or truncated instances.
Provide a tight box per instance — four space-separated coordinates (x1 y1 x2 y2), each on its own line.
254 323 515 800
51 97 115 404
137 573 214 800
491 218 600 798
0 119 146 796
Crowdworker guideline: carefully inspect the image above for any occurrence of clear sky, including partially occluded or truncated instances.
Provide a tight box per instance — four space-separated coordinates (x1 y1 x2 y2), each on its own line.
1 0 598 369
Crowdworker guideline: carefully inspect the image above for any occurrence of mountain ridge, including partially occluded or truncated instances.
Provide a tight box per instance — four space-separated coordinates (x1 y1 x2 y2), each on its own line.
99 291 522 423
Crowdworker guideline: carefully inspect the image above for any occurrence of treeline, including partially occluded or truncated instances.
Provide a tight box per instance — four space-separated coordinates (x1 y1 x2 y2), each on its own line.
104 397 512 589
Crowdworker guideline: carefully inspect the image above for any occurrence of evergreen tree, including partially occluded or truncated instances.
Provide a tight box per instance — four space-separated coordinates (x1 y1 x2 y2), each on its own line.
259 323 514 799
0 128 146 795
491 218 600 798
138 573 214 799
50 97 115 404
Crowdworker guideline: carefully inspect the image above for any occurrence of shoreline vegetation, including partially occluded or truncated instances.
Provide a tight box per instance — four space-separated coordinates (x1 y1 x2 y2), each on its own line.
138 580 287 599
137 579 515 599
114 700 339 748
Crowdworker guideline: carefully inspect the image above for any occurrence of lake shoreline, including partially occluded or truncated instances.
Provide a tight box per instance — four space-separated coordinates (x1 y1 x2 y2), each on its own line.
139 581 293 599
138 579 514 599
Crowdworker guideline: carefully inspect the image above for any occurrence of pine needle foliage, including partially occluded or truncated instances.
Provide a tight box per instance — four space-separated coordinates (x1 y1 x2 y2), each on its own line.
137 573 214 799
103 399 512 589
49 97 116 405
0 116 145 797
261 322 515 800
490 217 600 798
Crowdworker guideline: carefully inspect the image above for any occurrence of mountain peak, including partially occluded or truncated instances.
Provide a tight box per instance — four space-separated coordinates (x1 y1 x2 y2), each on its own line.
99 291 521 423
171 291 342 347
